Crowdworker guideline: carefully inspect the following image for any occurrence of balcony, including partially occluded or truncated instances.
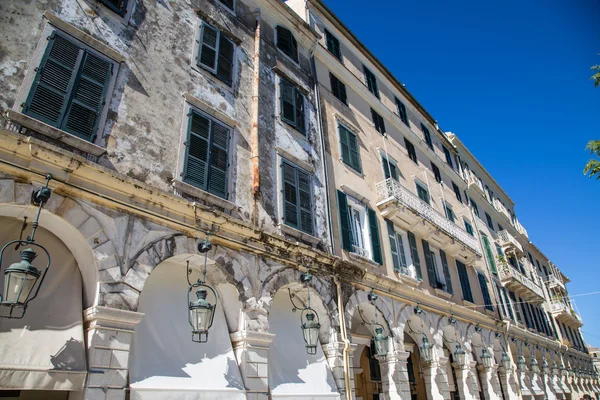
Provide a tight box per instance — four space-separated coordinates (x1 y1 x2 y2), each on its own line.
546 274 566 291
376 178 481 263
551 302 583 328
466 171 485 196
498 264 545 304
493 198 512 222
497 229 523 256
514 219 529 239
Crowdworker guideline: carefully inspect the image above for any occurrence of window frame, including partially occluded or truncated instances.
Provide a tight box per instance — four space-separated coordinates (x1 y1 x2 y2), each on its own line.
278 76 306 135
338 122 362 173
415 181 430 205
347 195 371 258
276 26 299 64
381 153 399 181
431 162 442 184
370 108 386 135
194 20 236 87
444 202 455 223
452 182 462 203
395 97 409 126
429 246 446 289
464 219 474 236
329 73 347 105
421 123 433 149
485 212 494 230
363 65 380 98
324 28 342 61
280 159 314 236
217 0 235 12
443 145 454 168
404 138 418 164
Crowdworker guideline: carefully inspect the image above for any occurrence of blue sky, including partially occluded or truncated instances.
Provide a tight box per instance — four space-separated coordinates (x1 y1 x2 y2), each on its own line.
320 0 600 347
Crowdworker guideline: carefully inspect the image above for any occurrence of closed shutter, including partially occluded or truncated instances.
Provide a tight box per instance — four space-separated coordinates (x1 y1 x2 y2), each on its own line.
477 272 493 311
386 220 400 271
208 121 229 198
337 190 353 252
456 260 473 303
64 52 111 141
216 35 234 85
367 207 382 264
198 23 219 72
345 127 361 172
282 162 313 235
422 240 437 287
503 287 515 320
382 157 390 180
280 79 296 125
297 169 313 235
482 235 498 275
295 89 305 133
397 234 407 268
282 162 298 228
439 250 453 294
339 79 347 104
339 125 351 165
276 26 298 62
520 301 532 329
407 232 422 280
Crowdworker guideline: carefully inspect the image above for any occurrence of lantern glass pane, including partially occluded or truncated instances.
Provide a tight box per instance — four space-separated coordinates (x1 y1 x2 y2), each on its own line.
374 338 388 356
190 306 213 331
4 271 37 304
303 325 319 348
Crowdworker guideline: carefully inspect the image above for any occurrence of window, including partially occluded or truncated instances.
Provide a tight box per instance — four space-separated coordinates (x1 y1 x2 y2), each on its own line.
217 0 235 10
23 32 114 143
477 271 494 311
423 241 453 293
101 0 128 16
386 220 414 276
371 108 386 134
329 73 347 105
279 78 305 134
324 29 341 60
452 182 462 203
481 235 497 275
405 138 417 164
363 66 379 98
276 26 298 63
368 345 382 381
456 260 473 303
464 220 474 236
196 22 235 85
183 108 230 199
471 201 480 217
444 203 455 223
337 191 382 263
497 224 503 232
338 124 362 172
281 161 313 235
416 182 430 205
381 154 398 181
421 123 433 149
443 146 454 168
485 212 494 230
396 97 409 126
431 163 442 183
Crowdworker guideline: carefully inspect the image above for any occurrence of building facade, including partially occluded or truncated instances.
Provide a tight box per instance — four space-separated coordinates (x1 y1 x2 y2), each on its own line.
0 0 597 399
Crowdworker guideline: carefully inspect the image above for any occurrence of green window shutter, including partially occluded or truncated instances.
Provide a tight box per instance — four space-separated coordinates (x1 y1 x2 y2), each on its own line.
216 34 234 85
295 89 305 133
207 121 229 198
503 287 515 320
439 250 453 294
382 157 391 180
337 190 353 252
339 79 347 104
396 234 407 268
416 184 429 205
477 272 493 311
385 220 400 271
407 231 422 280
101 0 128 16
346 129 361 172
282 162 299 228
297 169 313 235
63 51 112 141
464 221 473 236
482 235 498 275
367 207 382 264
276 26 298 62
339 125 351 165
184 111 211 190
280 79 296 126
456 260 473 303
24 34 79 128
421 239 437 287
198 23 219 73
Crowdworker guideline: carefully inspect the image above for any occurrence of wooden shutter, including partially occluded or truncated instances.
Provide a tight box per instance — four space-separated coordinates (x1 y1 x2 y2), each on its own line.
407 231 422 280
280 79 296 125
456 260 473 303
339 79 347 104
64 52 112 141
340 127 361 172
208 120 229 198
439 250 453 294
277 26 298 62
481 235 498 275
386 220 400 271
282 162 298 228
503 287 515 320
422 240 437 287
198 23 219 73
297 168 313 235
337 190 353 252
216 35 234 85
396 234 407 268
295 89 305 133
339 125 351 165
520 301 532 329
185 111 211 189
367 207 382 264
24 34 80 127
477 272 493 311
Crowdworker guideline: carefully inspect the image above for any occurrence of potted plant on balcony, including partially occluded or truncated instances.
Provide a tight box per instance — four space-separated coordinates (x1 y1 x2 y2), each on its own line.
496 254 509 275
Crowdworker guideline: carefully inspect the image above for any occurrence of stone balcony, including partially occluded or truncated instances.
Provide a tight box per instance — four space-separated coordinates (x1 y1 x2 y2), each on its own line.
493 198 512 222
376 178 481 263
514 219 529 239
551 301 583 328
498 264 545 304
466 171 486 196
546 274 566 292
497 229 523 256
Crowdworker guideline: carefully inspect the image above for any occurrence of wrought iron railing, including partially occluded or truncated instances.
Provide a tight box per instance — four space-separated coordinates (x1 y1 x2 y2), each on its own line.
515 219 529 238
493 198 512 221
376 179 481 256
497 230 523 253
498 264 544 299
546 274 566 291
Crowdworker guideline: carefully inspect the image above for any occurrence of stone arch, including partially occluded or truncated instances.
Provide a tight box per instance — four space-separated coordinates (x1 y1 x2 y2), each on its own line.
344 289 394 334
397 304 437 358
437 316 468 357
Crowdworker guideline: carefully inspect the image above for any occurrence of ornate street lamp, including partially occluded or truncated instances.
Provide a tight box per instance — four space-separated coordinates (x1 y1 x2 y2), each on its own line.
542 359 550 375
531 357 540 374
454 344 467 367
517 355 526 371
289 270 321 355
0 175 53 319
480 347 493 369
360 291 389 357
187 238 217 343
553 362 560 376
420 335 434 363
501 352 512 371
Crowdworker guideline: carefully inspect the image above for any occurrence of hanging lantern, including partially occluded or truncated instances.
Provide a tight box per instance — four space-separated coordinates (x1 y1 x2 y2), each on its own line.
542 359 550 375
501 352 512 371
531 357 540 374
480 347 493 369
454 344 466 367
420 335 434 363
372 327 388 357
517 355 526 371
0 175 53 319
301 311 321 355
186 238 217 343
552 362 560 376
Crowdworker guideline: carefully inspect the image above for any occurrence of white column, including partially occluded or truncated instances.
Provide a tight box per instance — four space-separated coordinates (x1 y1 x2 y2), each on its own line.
230 330 275 400
324 340 356 399
542 371 558 400
498 366 520 400
423 361 447 400
376 351 401 400
77 306 144 400
454 362 476 400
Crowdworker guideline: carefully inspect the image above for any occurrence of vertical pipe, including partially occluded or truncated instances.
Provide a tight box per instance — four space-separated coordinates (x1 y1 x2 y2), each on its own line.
335 276 352 400
250 10 261 225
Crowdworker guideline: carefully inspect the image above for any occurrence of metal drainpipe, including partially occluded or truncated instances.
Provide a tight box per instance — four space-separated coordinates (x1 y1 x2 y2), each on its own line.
334 276 353 400
251 9 261 226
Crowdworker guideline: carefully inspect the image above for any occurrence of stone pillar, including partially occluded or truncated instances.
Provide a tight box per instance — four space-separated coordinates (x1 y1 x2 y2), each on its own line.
542 371 558 400
454 361 479 400
78 306 144 400
423 361 447 400
476 365 495 400
467 361 481 400
230 330 275 400
498 367 520 400
324 340 356 399
396 350 412 399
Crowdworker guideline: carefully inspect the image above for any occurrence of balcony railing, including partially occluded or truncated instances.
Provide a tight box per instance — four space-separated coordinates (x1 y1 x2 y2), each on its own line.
497 229 523 254
466 171 485 194
376 178 481 256
546 274 566 291
551 301 583 327
493 198 512 222
498 264 545 301
514 219 529 238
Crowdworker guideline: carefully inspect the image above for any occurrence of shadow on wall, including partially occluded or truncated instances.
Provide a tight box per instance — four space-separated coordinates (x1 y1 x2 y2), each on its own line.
50 338 86 371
